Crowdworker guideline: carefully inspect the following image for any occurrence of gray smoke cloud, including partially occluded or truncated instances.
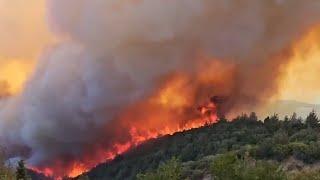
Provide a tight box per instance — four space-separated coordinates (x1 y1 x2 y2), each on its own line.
1 0 320 176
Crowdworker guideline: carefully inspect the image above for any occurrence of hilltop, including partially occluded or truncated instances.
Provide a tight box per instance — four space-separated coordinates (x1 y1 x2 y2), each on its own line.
71 110 320 180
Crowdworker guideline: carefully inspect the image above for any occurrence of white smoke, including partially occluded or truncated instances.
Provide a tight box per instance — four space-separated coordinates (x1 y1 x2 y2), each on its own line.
1 0 320 175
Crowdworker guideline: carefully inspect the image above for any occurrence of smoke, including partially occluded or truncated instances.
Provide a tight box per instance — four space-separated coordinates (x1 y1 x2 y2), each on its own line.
278 26 320 103
1 0 320 176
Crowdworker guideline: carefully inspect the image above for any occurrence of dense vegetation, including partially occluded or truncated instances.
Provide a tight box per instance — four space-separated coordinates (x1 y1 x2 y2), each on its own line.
79 111 320 180
0 154 31 180
138 152 320 180
0 150 15 180
3 111 320 179
0 148 48 180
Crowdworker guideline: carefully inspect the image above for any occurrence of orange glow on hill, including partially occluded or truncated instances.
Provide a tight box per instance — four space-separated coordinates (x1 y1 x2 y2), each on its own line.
32 59 225 178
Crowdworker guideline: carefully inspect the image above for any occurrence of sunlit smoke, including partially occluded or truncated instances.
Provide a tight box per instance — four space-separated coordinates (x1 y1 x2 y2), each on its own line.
278 25 320 103
1 0 320 178
0 59 35 95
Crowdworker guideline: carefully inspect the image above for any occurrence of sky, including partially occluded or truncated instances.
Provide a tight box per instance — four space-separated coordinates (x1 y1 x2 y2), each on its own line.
0 0 52 93
0 0 319 104
277 27 320 104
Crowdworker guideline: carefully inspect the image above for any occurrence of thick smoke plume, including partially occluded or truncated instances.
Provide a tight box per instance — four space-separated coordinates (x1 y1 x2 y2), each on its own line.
1 0 320 177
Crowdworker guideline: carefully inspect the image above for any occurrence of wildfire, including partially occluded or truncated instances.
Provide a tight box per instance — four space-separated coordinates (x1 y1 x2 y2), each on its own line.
3 1 320 179
30 66 224 179
63 123 217 179
30 167 54 179
20 21 320 180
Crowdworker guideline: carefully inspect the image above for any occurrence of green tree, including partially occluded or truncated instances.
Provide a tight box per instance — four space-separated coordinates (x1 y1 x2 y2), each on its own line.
285 113 304 135
290 129 318 143
290 113 298 122
289 169 320 180
265 114 280 132
240 160 286 180
16 160 28 180
210 153 240 180
306 111 319 128
249 112 258 122
211 153 286 180
273 130 289 145
137 157 182 180
78 175 90 180
0 148 15 180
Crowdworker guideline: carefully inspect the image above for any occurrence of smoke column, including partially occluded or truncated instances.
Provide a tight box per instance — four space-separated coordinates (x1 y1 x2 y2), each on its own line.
1 0 320 177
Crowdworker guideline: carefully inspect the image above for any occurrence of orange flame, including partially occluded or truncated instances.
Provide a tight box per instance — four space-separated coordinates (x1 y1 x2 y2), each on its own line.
27 53 243 179
32 64 223 179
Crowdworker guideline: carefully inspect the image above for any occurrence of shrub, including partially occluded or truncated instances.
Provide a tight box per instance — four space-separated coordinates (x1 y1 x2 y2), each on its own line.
210 153 240 180
210 153 286 180
290 129 318 143
289 169 320 180
0 149 15 180
137 157 182 180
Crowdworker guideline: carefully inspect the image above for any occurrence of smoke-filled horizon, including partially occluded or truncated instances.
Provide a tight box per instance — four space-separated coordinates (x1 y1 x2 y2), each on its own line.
1 0 320 177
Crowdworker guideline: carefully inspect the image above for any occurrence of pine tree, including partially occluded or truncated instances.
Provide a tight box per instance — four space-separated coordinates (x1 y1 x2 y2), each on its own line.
306 110 319 128
16 160 28 180
249 112 258 122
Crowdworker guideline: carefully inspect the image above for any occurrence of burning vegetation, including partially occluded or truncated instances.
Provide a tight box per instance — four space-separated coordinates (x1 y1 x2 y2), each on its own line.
1 0 320 178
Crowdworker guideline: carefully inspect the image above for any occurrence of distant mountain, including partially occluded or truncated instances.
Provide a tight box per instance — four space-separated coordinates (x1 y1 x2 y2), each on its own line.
262 100 320 118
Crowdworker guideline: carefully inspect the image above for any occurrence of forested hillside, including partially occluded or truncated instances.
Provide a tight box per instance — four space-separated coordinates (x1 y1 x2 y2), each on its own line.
3 111 320 180
77 111 320 180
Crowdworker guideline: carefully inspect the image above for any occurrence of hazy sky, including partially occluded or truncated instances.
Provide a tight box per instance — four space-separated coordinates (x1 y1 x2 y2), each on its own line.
278 27 320 104
0 0 319 103
0 0 53 93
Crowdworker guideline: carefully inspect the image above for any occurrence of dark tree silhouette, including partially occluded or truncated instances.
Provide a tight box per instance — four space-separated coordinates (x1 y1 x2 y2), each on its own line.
306 110 319 128
16 160 28 180
249 112 258 122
